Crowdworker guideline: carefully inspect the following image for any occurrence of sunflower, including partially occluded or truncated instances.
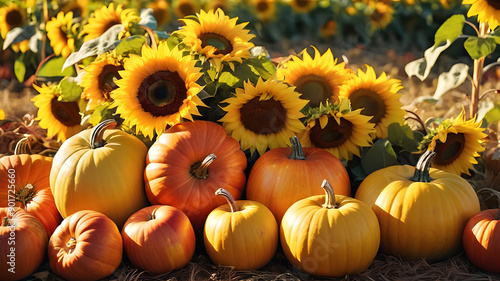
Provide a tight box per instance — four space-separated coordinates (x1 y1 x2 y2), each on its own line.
320 19 337 39
219 77 308 156
277 47 354 108
45 11 76 58
298 98 375 161
368 1 394 30
463 0 500 30
172 0 201 19
60 0 89 18
249 0 276 23
203 0 231 14
283 0 317 13
112 42 206 139
32 84 82 142
174 8 255 70
423 110 487 176
147 0 172 27
339 65 405 139
81 3 139 42
0 3 29 53
81 52 125 108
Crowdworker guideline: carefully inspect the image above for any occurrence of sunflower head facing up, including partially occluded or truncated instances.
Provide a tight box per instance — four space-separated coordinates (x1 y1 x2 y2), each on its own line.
82 3 140 42
277 47 354 109
463 0 500 30
423 109 487 176
298 98 376 161
219 77 308 156
46 11 77 58
339 65 405 139
175 8 255 70
111 42 206 140
31 83 82 142
81 52 125 109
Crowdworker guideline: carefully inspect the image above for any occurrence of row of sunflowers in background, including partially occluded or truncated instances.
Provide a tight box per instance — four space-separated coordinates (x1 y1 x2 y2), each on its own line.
0 0 497 194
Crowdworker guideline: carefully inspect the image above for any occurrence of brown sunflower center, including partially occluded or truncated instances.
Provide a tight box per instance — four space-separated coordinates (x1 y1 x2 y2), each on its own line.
138 71 187 117
199 33 233 55
309 116 353 148
103 20 122 32
239 96 287 135
433 133 465 166
6 9 23 28
256 0 270 12
98 64 123 98
486 0 500 10
295 0 311 8
50 98 81 126
178 3 196 17
295 75 334 107
349 88 386 124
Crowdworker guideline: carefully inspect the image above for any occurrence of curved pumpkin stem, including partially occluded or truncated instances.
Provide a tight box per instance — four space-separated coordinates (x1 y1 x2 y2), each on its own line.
91 119 117 149
215 188 238 212
289 136 306 160
321 179 337 209
410 150 437 183
14 136 33 155
1 217 9 227
192 154 217 179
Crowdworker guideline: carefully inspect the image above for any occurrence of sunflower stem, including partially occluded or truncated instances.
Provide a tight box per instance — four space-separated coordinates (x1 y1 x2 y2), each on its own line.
321 179 337 209
90 119 117 149
215 188 238 212
470 22 489 119
192 154 217 179
289 136 306 160
410 150 437 182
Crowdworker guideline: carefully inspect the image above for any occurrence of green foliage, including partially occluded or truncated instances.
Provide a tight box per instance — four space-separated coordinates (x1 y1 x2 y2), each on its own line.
115 35 146 56
58 77 83 102
434 14 465 47
361 139 399 175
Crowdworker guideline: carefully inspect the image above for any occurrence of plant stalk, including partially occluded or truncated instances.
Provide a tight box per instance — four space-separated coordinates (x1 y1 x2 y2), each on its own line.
470 22 489 119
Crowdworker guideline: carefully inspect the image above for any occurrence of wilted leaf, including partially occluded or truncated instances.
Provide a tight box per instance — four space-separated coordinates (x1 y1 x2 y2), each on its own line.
361 139 399 175
3 24 36 50
138 8 157 30
434 14 465 47
433 63 469 100
58 77 83 102
464 36 497 59
405 40 452 81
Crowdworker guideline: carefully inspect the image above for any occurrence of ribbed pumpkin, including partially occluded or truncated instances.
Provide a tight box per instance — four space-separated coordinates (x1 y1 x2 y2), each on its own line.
355 150 481 261
0 140 61 236
246 136 350 224
144 120 247 231
204 188 278 270
280 180 380 277
50 120 149 229
0 207 47 281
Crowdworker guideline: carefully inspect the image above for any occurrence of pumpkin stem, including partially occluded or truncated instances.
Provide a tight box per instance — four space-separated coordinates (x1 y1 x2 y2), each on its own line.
321 179 338 209
66 237 77 254
289 136 306 160
16 184 34 206
192 154 217 179
1 217 10 227
148 214 155 220
215 188 238 212
90 119 117 149
410 150 436 183
14 136 33 155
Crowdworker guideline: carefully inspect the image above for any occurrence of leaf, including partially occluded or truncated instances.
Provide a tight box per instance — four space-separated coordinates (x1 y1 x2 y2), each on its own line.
63 25 123 70
434 14 465 47
89 101 115 126
138 8 158 30
58 77 83 102
37 56 76 78
405 40 452 81
3 24 36 50
433 63 469 100
483 102 500 124
115 35 146 56
14 53 27 82
386 123 419 152
464 36 497 59
361 139 399 175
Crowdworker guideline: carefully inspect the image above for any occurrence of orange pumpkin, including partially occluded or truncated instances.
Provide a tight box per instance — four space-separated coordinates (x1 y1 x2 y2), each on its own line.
144 120 247 231
48 210 123 281
0 207 47 280
246 136 350 224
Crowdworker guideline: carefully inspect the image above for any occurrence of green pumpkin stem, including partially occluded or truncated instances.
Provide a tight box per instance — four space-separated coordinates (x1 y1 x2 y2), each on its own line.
410 150 437 183
289 136 306 160
215 188 238 212
90 119 117 149
321 179 338 209
192 154 217 179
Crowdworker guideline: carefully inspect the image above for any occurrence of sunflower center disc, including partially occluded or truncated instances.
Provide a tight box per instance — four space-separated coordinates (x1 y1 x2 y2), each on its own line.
310 116 353 148
349 88 386 124
50 98 81 126
487 0 500 10
138 71 187 117
239 97 287 135
256 1 270 12
200 33 233 55
433 133 465 166
296 75 333 107
99 64 123 97
6 9 23 27
178 3 196 17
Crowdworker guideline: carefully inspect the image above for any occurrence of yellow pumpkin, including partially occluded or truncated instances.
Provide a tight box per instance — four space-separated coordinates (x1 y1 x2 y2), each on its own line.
204 188 278 270
355 150 481 261
280 180 380 277
50 120 149 229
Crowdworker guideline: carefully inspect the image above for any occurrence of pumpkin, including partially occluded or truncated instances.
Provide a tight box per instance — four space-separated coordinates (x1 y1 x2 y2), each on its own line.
246 136 350 224
122 205 196 275
48 210 123 281
0 207 47 281
50 119 149 229
355 150 481 262
463 208 500 273
204 188 278 270
0 140 61 236
144 120 247 231
280 180 380 277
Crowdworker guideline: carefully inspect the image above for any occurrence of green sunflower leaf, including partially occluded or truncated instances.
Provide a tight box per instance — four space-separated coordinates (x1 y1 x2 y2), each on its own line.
464 36 497 59
89 101 115 126
386 123 419 152
14 55 26 82
58 77 83 102
361 139 399 175
115 35 146 56
37 56 76 80
434 14 465 47
3 24 35 50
